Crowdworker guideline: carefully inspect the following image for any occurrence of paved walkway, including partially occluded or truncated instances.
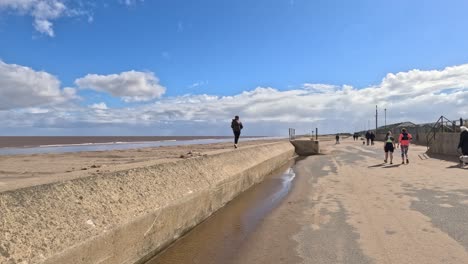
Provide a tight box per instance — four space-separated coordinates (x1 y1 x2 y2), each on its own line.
153 138 468 264
240 138 468 264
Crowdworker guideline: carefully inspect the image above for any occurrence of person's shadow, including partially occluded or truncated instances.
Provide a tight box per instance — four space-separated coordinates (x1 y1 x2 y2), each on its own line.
368 163 401 168
446 164 468 169
383 164 401 168
368 164 385 168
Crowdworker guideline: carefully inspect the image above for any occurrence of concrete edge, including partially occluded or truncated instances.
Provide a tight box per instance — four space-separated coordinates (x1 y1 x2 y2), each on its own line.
1 141 295 264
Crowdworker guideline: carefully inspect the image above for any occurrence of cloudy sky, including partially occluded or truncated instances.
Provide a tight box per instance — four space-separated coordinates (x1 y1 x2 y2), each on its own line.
1 0 468 136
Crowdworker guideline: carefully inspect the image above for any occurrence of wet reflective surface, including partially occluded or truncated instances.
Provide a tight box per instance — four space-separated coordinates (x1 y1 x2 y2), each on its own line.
147 161 296 264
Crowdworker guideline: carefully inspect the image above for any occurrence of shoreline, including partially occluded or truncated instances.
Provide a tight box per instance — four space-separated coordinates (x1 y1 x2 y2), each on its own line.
0 138 287 192
0 136 249 149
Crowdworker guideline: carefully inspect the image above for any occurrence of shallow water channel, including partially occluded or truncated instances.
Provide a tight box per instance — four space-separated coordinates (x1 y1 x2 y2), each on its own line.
146 160 297 264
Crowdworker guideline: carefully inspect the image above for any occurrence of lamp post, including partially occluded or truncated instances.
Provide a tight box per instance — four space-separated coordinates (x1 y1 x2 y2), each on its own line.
385 108 387 130
375 105 378 133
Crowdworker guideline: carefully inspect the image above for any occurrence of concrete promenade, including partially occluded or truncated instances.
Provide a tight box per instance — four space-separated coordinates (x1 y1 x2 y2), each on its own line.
153 138 468 264
232 138 468 264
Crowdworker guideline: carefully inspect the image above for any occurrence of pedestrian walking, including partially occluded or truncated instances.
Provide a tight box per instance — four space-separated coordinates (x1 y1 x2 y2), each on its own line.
383 131 395 164
397 128 412 164
457 126 468 155
370 131 376 145
231 115 243 148
365 131 371 146
335 134 340 144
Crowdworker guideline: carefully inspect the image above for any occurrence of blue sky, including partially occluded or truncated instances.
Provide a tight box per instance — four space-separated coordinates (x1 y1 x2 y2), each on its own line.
1 0 468 135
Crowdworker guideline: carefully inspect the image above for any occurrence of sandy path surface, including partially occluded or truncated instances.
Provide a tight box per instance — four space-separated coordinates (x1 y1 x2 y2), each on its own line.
0 138 286 192
149 137 468 264
235 138 468 264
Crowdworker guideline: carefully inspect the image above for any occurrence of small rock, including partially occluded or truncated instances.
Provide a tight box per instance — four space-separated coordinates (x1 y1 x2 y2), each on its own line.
81 167 88 170
86 219 96 227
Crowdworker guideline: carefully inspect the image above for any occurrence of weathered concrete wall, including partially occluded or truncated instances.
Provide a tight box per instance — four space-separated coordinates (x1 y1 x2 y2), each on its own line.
290 139 320 156
427 133 460 156
376 132 430 146
0 142 295 264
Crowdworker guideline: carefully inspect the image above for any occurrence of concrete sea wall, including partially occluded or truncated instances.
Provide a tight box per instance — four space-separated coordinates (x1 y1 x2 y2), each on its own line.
0 142 295 264
377 131 460 156
427 133 460 156
290 139 320 156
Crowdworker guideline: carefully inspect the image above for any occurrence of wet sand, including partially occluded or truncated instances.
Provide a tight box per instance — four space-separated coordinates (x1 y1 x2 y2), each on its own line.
0 136 233 148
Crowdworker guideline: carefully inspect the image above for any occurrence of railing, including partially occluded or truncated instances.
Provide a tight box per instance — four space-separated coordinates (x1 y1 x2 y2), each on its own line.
426 116 457 149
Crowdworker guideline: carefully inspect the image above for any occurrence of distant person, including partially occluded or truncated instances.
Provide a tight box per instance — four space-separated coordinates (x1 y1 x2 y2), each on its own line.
383 131 395 164
365 131 371 146
231 115 243 148
457 126 468 155
370 131 376 145
397 128 412 164
335 134 340 144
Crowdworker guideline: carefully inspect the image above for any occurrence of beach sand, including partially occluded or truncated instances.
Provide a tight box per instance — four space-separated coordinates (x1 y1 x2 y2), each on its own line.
0 138 286 192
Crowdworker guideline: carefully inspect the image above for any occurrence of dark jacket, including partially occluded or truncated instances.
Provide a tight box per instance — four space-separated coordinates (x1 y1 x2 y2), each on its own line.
365 132 371 139
231 119 243 133
458 130 468 154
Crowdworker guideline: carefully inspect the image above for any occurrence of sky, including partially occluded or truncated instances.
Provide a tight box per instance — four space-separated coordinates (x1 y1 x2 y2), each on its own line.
1 0 468 136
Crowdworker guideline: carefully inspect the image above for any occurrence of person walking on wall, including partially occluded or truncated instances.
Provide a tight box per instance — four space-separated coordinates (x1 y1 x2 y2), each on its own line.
383 131 395 164
231 115 243 148
397 128 412 164
457 126 468 155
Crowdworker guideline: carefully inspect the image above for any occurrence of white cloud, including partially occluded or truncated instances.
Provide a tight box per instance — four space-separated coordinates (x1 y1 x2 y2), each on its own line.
89 102 108 110
0 60 77 110
0 0 70 36
303 83 339 93
121 0 143 6
188 81 206 89
75 70 166 102
2 63 468 135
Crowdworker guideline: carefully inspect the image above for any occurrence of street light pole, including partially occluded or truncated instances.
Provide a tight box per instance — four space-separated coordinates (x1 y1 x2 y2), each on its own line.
384 108 387 130
375 105 378 133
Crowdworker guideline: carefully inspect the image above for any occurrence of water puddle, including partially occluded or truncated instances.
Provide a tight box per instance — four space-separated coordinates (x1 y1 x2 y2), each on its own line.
146 161 296 264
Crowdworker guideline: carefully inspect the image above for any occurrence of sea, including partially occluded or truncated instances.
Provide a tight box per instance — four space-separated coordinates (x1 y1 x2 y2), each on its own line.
0 136 276 156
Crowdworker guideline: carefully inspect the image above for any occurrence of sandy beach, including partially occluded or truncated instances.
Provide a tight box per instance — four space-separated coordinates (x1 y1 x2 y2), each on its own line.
0 138 286 192
0 136 235 148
